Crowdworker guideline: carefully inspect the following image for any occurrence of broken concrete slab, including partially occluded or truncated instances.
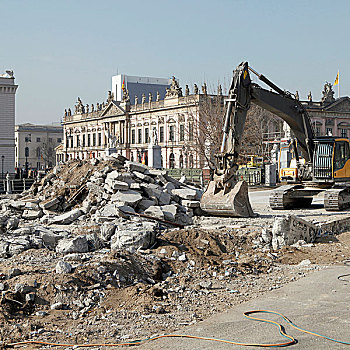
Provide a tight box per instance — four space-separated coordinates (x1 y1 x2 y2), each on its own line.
144 206 165 220
111 221 157 253
100 223 116 241
133 171 154 183
8 200 26 210
51 208 83 225
137 199 157 211
56 235 89 254
181 200 200 208
125 161 148 174
22 209 43 220
99 203 119 218
161 204 177 221
272 215 317 250
39 197 60 210
104 180 129 191
110 190 143 207
171 188 198 200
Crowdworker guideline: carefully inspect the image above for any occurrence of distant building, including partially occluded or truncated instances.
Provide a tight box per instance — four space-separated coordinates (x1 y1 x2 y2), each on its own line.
15 123 63 170
111 74 173 104
302 83 350 138
0 70 18 177
62 77 209 168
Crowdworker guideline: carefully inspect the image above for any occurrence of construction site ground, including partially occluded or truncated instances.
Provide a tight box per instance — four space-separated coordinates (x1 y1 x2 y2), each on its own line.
138 265 350 350
1 213 350 348
1 179 350 349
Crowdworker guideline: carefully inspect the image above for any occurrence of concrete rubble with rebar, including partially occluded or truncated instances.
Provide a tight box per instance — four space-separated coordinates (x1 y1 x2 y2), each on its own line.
1 156 350 345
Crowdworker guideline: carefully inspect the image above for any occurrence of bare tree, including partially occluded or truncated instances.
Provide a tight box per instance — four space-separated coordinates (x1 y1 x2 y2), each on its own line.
241 104 283 162
41 138 55 168
183 93 225 169
183 92 283 168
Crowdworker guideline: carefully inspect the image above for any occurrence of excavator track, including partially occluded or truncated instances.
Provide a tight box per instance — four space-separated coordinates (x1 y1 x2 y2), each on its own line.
324 187 350 211
269 185 302 210
269 185 317 210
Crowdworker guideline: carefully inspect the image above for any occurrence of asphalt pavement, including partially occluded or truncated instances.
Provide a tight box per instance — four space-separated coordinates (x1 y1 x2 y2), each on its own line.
139 266 350 349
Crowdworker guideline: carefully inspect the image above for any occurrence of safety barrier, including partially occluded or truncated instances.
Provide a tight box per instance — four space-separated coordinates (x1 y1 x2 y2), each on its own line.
166 168 203 185
0 178 34 194
237 167 264 185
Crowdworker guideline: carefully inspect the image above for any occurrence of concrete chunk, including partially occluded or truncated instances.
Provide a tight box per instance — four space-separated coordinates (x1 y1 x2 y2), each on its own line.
161 204 177 221
56 261 72 273
171 188 198 200
144 206 165 220
22 210 43 220
51 208 83 225
39 197 60 210
56 235 89 254
272 215 317 250
181 200 200 208
126 161 148 174
111 221 157 252
110 190 143 207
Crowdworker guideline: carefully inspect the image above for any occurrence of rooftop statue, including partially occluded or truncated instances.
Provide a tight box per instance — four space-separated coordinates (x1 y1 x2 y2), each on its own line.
321 82 335 103
107 90 114 103
218 84 222 96
165 76 182 98
202 83 207 95
122 88 130 103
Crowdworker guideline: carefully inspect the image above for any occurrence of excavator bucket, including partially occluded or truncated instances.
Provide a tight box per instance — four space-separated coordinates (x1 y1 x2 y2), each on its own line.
200 180 255 217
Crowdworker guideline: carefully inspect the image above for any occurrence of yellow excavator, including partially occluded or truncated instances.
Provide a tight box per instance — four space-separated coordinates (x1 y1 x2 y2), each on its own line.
200 61 350 217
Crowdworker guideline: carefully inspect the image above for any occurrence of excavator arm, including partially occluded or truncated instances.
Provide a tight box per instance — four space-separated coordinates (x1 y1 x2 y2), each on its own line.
200 61 314 217
221 62 314 166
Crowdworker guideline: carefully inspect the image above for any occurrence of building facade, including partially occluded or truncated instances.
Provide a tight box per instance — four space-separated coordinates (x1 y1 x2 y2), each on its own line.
62 75 350 169
303 83 350 137
0 71 18 177
15 123 63 171
62 78 213 169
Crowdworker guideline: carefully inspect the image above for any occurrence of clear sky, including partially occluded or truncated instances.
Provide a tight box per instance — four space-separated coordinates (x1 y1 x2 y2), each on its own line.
1 0 349 124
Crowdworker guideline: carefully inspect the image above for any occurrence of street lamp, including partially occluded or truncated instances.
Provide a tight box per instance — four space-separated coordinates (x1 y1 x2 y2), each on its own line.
25 134 31 177
1 155 4 180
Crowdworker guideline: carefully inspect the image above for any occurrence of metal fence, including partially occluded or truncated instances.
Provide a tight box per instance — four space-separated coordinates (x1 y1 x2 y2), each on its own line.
166 167 265 186
166 168 203 185
0 178 35 194
236 167 264 185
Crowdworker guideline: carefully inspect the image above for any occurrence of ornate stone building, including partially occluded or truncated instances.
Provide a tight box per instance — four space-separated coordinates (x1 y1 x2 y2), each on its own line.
302 83 350 137
62 78 208 169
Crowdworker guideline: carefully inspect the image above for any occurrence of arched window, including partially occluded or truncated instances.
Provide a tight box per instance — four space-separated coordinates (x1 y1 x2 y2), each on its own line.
169 153 175 169
36 147 41 158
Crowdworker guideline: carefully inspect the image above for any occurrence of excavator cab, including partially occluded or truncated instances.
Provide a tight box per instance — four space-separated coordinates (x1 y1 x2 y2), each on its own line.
313 138 350 181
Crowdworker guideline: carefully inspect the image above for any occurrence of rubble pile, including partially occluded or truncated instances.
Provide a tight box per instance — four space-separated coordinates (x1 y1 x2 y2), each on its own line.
0 156 203 257
1 157 347 345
